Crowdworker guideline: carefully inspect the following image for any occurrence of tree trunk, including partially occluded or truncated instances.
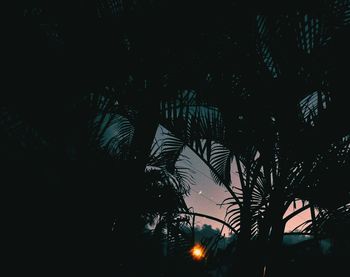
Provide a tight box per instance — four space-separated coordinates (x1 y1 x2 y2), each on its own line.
264 199 286 277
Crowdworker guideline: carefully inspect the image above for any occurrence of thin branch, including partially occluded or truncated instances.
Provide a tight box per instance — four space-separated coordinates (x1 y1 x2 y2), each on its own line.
310 203 318 238
178 211 238 235
283 204 311 223
236 157 247 192
185 141 243 209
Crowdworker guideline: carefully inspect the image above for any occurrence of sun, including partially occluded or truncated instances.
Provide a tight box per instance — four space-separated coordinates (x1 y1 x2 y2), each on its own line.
190 244 205 260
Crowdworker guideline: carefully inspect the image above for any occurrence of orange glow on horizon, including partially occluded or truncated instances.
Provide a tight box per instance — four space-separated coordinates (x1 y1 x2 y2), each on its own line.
190 244 205 260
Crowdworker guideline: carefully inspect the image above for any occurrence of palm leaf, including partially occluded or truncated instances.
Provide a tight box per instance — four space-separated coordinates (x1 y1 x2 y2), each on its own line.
101 114 135 158
209 143 232 186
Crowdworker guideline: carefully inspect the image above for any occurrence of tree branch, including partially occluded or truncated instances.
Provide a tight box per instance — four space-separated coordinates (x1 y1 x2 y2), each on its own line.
283 204 311 224
178 211 238 235
185 142 243 209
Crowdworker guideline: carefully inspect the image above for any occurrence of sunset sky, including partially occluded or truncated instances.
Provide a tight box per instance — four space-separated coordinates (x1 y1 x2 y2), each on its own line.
154 125 313 237
179 143 312 237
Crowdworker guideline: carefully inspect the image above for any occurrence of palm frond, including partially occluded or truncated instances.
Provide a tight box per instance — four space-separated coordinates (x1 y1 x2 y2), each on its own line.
328 0 350 28
147 133 193 196
101 114 135 158
155 132 186 170
294 13 332 54
256 15 281 78
303 203 350 236
209 143 232 186
160 90 225 144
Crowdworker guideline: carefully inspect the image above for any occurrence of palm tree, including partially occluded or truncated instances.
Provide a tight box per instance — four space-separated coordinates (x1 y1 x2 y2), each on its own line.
155 4 350 275
13 1 350 276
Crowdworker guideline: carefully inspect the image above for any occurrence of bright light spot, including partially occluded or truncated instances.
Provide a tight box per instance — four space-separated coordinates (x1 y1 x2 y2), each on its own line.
198 190 202 194
190 244 205 261
193 248 202 256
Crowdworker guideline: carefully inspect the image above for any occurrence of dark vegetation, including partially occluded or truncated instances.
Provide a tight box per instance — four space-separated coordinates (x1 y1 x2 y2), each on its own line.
3 1 350 276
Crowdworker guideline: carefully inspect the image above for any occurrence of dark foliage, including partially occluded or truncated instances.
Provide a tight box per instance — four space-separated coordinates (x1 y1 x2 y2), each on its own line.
4 1 350 276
